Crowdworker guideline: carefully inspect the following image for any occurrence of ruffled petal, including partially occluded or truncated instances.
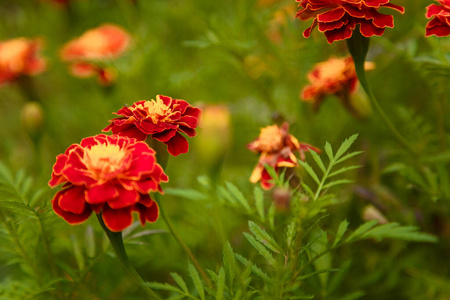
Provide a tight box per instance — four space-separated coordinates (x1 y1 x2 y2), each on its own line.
165 132 189 156
101 205 133 232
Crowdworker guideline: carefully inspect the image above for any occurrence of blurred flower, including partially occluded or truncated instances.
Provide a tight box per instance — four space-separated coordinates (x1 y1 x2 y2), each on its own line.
60 24 131 85
295 0 405 44
265 3 297 44
272 187 291 211
196 104 231 167
21 101 44 134
425 0 450 37
49 134 168 232
248 122 320 190
103 95 201 156
301 56 374 116
362 205 388 224
0 38 46 85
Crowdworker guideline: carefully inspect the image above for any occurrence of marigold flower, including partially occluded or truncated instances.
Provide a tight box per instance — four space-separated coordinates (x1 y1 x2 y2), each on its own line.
301 56 374 114
49 134 168 232
248 123 320 190
426 0 450 37
103 95 201 157
60 24 131 85
295 0 405 44
0 38 46 85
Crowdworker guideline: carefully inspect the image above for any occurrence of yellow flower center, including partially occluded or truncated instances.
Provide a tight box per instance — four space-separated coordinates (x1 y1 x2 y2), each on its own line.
258 125 283 152
137 97 175 124
84 143 127 179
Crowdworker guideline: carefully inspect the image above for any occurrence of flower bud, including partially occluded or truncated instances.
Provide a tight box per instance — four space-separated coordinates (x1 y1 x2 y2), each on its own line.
272 187 290 212
20 101 44 134
362 205 388 224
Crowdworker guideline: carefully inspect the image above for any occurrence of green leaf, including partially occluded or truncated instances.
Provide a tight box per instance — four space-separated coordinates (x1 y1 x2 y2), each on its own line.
235 254 270 281
248 221 282 254
286 220 296 249
223 241 236 287
301 182 315 199
268 203 275 231
334 134 358 161
333 220 349 247
164 188 208 201
171 272 189 293
324 142 334 161
188 263 205 300
328 165 361 178
322 179 354 190
0 201 37 218
358 223 438 243
216 267 225 300
299 160 320 185
253 187 265 222
310 150 326 173
145 282 183 293
225 182 252 213
345 220 378 242
335 151 364 165
218 186 237 205
243 232 276 266
297 269 341 281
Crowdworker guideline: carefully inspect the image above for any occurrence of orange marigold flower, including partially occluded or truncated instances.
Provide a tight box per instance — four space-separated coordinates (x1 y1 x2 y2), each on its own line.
103 95 201 156
49 134 168 232
426 0 450 37
60 24 131 85
295 0 405 44
0 38 46 85
247 123 320 190
301 56 374 112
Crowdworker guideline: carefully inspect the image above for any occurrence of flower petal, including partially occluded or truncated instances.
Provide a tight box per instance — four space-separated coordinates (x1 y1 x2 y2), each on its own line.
101 205 133 232
165 132 189 156
52 188 92 224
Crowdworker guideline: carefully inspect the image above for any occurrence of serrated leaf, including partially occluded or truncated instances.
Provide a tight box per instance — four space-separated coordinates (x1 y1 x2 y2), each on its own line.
223 241 236 287
301 182 315 199
329 165 361 178
0 201 37 218
225 182 252 213
286 220 296 249
216 267 225 300
235 254 270 281
310 150 326 173
218 186 237 205
164 188 208 201
248 221 282 254
254 187 265 222
346 220 378 242
299 160 320 185
206 269 218 283
333 220 349 247
243 233 276 266
359 223 438 243
324 142 334 161
170 273 188 293
322 179 354 190
334 134 358 161
335 151 364 165
188 263 205 300
145 282 183 293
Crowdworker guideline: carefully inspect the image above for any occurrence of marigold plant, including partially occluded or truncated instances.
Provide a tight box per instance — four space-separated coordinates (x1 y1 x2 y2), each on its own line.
103 95 201 156
425 0 450 37
49 134 168 232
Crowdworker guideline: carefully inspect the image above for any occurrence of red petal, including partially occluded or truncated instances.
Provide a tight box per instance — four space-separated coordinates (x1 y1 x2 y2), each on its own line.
52 189 92 224
86 183 118 204
184 106 201 119
107 186 140 209
382 3 405 14
342 4 365 18
324 26 353 43
152 129 177 142
260 169 275 190
165 132 189 156
317 7 345 22
102 205 133 232
177 115 199 128
426 21 450 36
178 126 197 137
358 19 385 37
57 185 87 214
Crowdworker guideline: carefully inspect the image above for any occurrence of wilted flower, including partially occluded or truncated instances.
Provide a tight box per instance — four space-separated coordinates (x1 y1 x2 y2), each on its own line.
60 24 131 85
295 0 405 43
248 122 320 190
425 0 450 37
301 56 374 115
103 95 201 156
0 38 46 85
49 134 168 232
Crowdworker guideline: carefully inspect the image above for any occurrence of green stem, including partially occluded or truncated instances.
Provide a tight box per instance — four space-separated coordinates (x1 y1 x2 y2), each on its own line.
155 194 213 289
96 214 161 300
346 32 418 156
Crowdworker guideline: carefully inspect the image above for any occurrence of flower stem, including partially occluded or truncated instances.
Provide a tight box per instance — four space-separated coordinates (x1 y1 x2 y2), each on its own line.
96 214 161 300
346 32 418 156
155 194 213 289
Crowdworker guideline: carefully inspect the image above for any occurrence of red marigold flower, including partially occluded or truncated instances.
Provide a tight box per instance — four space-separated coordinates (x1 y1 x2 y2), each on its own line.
295 0 405 44
426 0 450 37
49 134 168 232
247 123 320 190
0 38 46 85
103 95 201 157
60 24 131 85
301 56 374 111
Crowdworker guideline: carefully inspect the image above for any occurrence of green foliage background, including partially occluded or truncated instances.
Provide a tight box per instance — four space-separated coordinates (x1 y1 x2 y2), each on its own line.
0 0 449 299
